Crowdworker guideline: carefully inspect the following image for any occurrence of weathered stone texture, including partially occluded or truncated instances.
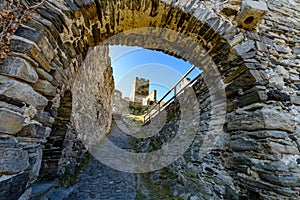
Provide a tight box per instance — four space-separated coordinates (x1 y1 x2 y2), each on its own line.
0 148 29 174
72 45 114 149
132 76 229 199
0 173 29 200
0 108 24 135
0 57 38 83
235 0 268 30
0 75 48 109
0 0 299 199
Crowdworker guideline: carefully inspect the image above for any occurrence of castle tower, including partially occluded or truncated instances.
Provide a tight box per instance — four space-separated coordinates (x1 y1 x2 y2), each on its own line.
131 77 149 104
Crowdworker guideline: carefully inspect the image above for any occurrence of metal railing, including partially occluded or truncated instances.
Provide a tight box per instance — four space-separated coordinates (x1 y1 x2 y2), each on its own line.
143 65 201 123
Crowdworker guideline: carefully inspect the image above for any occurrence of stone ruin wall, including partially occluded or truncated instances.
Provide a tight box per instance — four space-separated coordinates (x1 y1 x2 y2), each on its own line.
135 61 300 200
0 0 299 199
0 44 114 199
134 0 300 199
113 90 129 114
142 89 157 106
131 77 150 104
134 75 221 199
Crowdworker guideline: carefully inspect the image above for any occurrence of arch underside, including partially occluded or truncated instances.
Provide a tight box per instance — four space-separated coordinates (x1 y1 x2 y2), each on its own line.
0 0 299 199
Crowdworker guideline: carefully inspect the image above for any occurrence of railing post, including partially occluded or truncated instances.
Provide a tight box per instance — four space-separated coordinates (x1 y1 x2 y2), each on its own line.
174 87 177 101
158 103 160 113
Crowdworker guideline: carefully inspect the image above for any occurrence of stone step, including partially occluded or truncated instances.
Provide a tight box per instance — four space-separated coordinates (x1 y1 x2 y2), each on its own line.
44 143 63 149
38 168 60 181
42 150 62 156
46 136 64 141
48 127 69 137
40 159 60 167
30 181 57 200
42 154 61 160
41 187 75 200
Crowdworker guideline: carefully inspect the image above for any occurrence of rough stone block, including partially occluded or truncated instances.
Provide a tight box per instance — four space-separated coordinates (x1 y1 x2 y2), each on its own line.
235 0 268 30
0 57 38 83
28 147 43 182
256 41 268 52
230 139 261 151
34 110 55 125
0 148 29 174
0 108 24 135
227 107 296 133
262 108 296 133
259 172 300 187
274 44 288 54
0 101 24 114
0 172 29 200
225 69 268 96
32 79 57 97
35 68 58 86
292 47 300 55
267 142 299 155
0 75 48 109
237 173 298 197
245 130 288 139
17 124 51 139
275 66 289 76
233 40 255 56
0 135 16 148
267 90 290 102
15 27 56 62
237 91 268 108
291 95 300 105
10 36 51 72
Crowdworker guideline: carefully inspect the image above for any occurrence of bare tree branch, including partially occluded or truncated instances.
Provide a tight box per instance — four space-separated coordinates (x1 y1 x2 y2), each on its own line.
0 0 44 63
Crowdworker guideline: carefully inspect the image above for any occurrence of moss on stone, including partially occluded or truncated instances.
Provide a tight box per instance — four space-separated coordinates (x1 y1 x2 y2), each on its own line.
136 170 184 200
60 153 93 187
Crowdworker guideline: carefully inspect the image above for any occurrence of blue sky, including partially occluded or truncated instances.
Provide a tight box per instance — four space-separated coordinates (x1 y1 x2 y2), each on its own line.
109 45 201 101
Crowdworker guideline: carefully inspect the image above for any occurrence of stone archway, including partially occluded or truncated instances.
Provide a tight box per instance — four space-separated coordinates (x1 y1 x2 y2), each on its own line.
0 0 299 199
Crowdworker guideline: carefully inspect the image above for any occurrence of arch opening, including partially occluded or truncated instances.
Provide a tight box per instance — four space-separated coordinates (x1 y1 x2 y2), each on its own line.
1 0 299 199
1 0 247 196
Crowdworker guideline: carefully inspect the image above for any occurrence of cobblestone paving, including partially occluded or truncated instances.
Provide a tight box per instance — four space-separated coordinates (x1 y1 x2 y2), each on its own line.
71 124 136 200
69 159 136 200
72 126 136 200
44 124 137 200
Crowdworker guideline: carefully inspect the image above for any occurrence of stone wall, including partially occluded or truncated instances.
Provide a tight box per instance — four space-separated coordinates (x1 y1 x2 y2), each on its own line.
72 46 114 149
131 1 300 198
142 90 157 106
38 90 86 181
131 77 150 104
0 0 299 199
0 38 113 199
113 90 129 115
225 0 300 199
133 75 232 199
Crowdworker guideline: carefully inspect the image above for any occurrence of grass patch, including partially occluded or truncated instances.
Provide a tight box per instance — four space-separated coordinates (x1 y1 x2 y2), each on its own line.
136 193 148 200
160 168 178 180
137 170 183 200
106 119 116 136
128 104 148 116
60 153 93 187
128 114 145 124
